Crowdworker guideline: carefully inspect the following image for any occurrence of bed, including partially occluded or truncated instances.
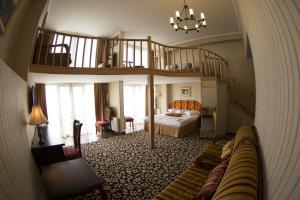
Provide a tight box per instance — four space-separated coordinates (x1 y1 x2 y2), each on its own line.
144 100 201 138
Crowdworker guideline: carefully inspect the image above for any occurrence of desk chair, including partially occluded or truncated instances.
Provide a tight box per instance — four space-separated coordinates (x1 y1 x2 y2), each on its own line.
95 107 112 135
125 116 134 131
63 120 82 160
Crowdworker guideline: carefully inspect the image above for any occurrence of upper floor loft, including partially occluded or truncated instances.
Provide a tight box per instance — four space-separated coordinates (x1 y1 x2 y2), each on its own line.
30 28 229 80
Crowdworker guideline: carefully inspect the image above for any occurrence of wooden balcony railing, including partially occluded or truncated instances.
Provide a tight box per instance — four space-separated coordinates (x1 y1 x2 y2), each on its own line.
32 28 229 80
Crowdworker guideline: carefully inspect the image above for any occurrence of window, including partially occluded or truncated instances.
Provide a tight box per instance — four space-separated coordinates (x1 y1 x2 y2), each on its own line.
46 84 96 138
123 85 146 124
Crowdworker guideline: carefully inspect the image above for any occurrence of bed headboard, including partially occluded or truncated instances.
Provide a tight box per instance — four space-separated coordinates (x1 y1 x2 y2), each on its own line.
168 100 201 112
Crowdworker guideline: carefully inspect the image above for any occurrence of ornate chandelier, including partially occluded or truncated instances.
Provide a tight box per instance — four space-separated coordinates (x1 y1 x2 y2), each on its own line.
169 0 207 33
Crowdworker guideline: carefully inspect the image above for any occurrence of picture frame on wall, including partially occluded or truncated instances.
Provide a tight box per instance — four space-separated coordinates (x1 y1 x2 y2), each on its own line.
0 0 17 33
181 87 191 97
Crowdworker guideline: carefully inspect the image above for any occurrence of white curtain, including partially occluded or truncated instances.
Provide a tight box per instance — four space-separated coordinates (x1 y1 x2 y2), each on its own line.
46 84 96 138
123 85 146 124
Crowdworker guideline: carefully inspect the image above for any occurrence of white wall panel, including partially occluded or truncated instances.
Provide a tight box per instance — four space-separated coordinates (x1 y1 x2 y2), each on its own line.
0 60 45 200
237 1 300 199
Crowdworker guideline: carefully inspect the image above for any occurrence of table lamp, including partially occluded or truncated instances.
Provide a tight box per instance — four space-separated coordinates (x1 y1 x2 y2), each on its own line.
29 105 48 145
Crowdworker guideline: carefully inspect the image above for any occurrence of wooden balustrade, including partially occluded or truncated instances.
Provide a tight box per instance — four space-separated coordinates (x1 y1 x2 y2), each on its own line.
32 28 229 80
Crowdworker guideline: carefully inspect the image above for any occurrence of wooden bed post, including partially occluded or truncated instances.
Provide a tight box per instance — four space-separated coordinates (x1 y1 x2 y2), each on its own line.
147 36 155 149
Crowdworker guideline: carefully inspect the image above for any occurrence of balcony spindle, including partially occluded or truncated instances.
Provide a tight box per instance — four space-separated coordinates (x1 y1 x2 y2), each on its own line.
44 31 50 65
37 30 45 65
179 49 182 71
140 41 142 67
133 41 136 67
162 46 165 70
67 36 73 67
52 34 58 66
110 40 113 67
185 48 188 71
173 48 176 71
166 47 169 71
159 45 162 70
126 40 128 67
82 38 86 68
154 44 156 69
60 35 65 66
192 49 195 69
89 39 94 68
74 37 79 67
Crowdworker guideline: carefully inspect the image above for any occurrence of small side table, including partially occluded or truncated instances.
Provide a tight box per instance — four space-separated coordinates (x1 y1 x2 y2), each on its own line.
42 158 107 199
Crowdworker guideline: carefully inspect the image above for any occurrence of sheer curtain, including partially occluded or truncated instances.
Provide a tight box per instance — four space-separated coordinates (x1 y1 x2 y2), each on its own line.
123 85 146 124
46 84 96 138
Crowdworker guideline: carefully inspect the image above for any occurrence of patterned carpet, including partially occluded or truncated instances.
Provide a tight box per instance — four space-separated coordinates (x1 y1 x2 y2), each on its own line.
70 118 215 200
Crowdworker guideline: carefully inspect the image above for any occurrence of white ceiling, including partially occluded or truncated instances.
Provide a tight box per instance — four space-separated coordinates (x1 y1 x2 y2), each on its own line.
29 73 201 85
46 0 240 44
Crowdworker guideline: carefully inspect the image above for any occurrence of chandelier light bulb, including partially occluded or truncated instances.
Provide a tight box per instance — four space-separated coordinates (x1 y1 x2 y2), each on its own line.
170 17 174 25
176 11 180 19
174 24 178 31
195 24 199 28
200 12 205 20
202 21 207 27
184 25 187 30
189 8 194 17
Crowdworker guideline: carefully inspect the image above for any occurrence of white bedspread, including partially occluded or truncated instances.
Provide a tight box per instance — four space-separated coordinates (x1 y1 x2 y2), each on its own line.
144 113 200 128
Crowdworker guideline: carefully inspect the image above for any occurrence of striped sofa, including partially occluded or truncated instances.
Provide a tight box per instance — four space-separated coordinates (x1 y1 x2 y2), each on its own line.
153 125 262 200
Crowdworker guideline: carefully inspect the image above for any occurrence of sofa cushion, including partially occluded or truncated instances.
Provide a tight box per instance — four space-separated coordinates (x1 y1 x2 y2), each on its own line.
153 166 209 200
201 144 222 158
192 153 223 170
233 125 256 151
221 139 234 159
193 160 228 200
212 144 258 200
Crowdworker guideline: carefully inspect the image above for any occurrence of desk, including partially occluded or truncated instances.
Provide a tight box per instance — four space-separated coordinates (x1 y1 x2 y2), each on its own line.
31 127 65 168
42 158 107 200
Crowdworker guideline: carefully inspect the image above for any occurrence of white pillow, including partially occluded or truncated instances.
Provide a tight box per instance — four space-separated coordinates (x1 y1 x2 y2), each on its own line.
168 109 177 113
185 110 200 116
175 109 185 114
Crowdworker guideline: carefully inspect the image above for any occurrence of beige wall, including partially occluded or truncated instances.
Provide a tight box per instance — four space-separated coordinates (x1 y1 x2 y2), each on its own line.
200 40 255 93
108 81 125 132
109 82 121 117
155 84 168 113
0 60 45 199
168 82 201 104
236 0 300 199
201 80 217 109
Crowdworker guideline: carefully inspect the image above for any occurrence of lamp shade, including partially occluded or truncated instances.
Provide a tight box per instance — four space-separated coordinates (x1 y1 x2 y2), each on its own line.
29 105 48 125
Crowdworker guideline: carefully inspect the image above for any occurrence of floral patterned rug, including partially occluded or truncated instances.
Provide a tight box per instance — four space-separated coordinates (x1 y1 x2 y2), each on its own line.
71 119 215 200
